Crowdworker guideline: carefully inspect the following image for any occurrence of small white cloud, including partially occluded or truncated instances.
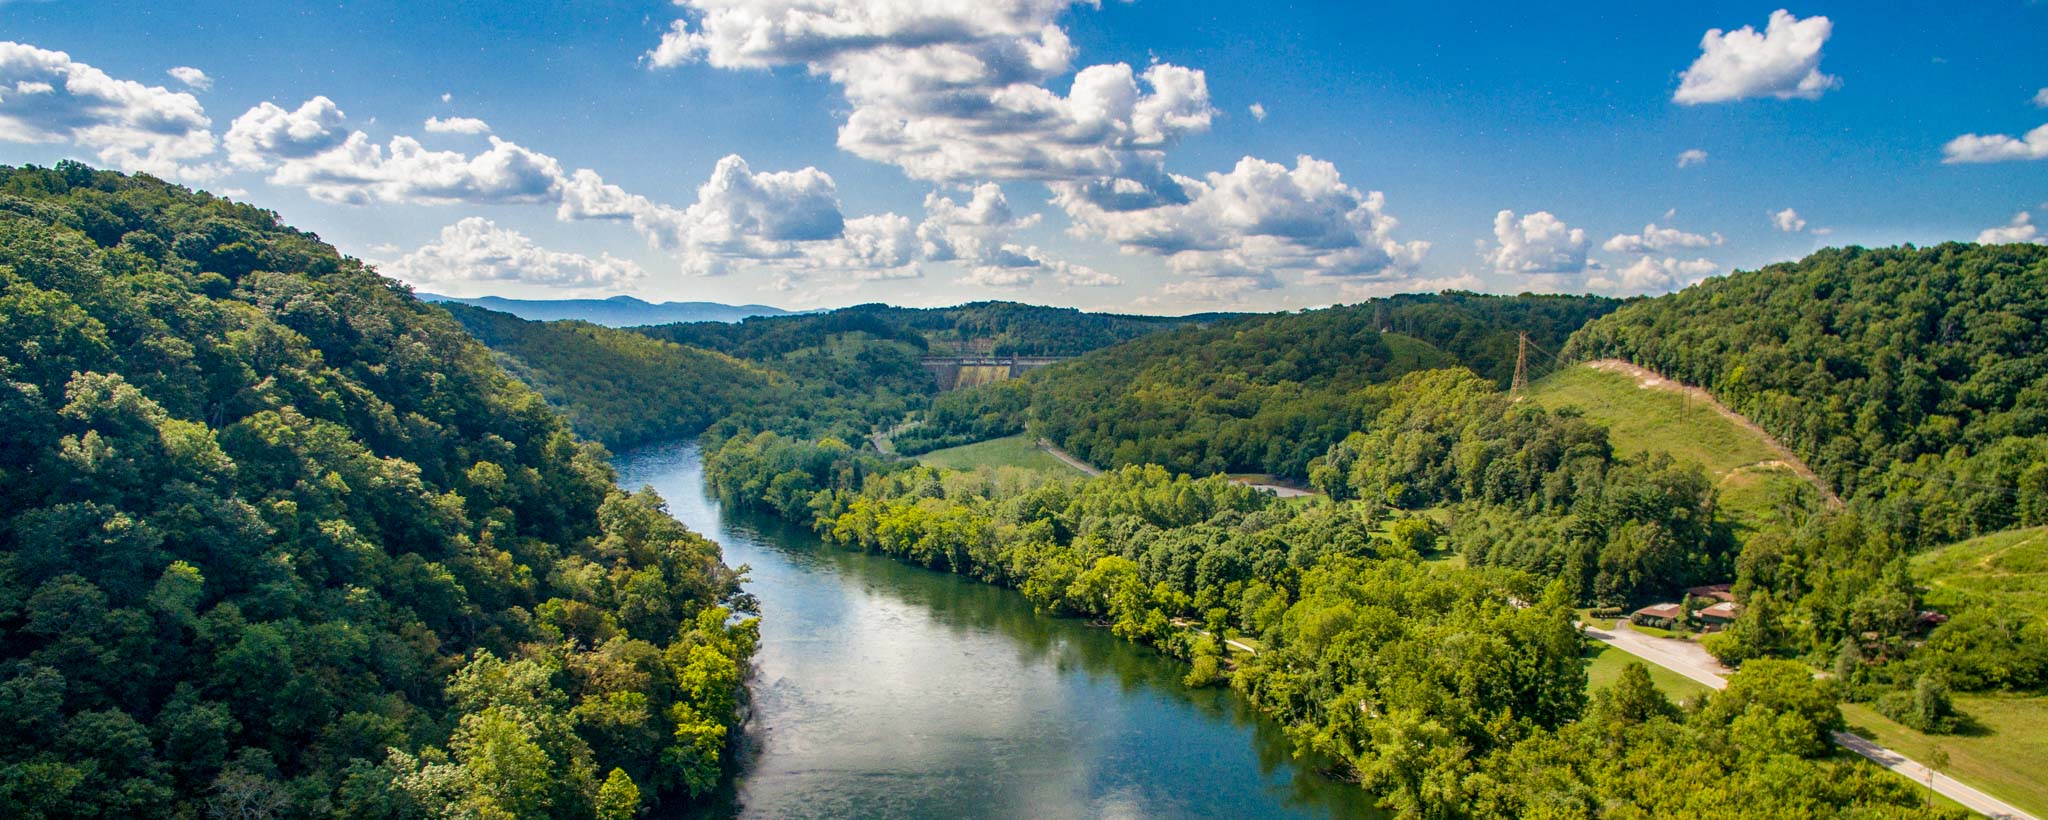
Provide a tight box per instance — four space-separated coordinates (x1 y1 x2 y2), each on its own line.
224 96 349 168
1676 148 1709 168
440 92 452 103
1978 211 2045 245
166 66 211 91
1603 222 1721 254
1588 256 1718 295
387 217 643 293
1249 102 1267 121
271 133 566 206
960 266 1036 289
1772 207 1807 233
1943 124 2048 164
2033 88 2048 108
1674 10 1839 104
1488 210 1590 275
423 115 491 135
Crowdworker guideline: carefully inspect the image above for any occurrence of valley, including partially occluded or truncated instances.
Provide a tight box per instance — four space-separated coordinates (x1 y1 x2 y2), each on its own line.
3 165 2044 819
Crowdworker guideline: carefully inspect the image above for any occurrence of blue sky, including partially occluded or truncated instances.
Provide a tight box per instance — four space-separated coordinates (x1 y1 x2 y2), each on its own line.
3 1 2044 312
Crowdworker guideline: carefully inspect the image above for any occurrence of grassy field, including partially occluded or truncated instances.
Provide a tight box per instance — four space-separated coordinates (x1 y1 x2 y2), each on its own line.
1839 694 2048 818
1581 642 1710 705
915 434 1085 475
1525 364 1819 535
1912 526 2048 623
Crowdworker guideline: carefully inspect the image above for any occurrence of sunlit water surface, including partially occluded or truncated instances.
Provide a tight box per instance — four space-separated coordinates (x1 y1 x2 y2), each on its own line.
616 442 1374 819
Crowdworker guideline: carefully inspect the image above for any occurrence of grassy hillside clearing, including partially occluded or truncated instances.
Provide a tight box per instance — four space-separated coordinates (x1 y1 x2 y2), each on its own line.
1913 526 2048 624
915 434 1086 474
1839 695 2048 818
1526 361 1832 535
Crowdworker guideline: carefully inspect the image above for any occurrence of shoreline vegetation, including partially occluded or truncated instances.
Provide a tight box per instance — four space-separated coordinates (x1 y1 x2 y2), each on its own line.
698 424 1950 817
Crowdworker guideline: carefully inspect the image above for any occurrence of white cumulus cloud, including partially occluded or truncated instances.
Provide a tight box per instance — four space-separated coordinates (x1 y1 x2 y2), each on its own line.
1249 102 1266 121
1673 10 1839 104
1058 154 1428 287
1978 211 2044 245
1588 256 1718 295
166 66 211 91
918 183 1040 265
1676 148 1708 168
647 1 1214 207
1603 222 1721 254
1772 207 1807 232
387 217 643 293
0 42 217 178
1942 124 2048 164
423 115 491 135
1487 210 1589 276
2034 88 2048 108
268 133 565 206
224 96 350 168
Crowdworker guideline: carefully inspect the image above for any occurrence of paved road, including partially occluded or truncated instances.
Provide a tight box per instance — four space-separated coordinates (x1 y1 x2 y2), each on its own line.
1582 621 2036 819
1035 439 1103 477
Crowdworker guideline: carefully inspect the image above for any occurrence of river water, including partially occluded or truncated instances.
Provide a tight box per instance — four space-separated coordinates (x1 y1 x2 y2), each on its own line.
616 442 1375 819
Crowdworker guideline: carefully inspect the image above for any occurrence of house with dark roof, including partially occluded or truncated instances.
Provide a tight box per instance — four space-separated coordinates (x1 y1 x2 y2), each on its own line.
1685 583 1735 603
1695 601 1743 631
1631 603 1684 629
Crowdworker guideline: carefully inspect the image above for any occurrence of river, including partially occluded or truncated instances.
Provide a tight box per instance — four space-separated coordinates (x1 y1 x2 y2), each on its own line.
614 442 1376 819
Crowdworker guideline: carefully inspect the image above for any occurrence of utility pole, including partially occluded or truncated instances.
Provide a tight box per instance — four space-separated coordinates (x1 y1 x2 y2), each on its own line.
1511 331 1530 397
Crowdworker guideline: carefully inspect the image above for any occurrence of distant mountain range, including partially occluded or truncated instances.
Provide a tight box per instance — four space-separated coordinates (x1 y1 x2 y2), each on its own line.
417 293 795 326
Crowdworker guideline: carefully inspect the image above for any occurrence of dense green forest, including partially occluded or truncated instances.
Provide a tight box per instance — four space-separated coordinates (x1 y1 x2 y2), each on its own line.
900 293 1620 477
0 163 753 818
703 433 1950 818
441 303 774 450
1311 369 1735 605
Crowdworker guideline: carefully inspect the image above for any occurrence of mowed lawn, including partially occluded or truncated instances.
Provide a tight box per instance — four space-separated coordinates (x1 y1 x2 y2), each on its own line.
1879 526 2048 815
1913 526 2048 624
1839 694 2048 818
1525 364 1819 534
915 434 1085 475
1582 642 1710 706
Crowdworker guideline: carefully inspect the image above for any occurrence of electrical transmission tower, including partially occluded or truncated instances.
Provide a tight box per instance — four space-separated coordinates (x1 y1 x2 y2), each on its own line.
1511 331 1530 396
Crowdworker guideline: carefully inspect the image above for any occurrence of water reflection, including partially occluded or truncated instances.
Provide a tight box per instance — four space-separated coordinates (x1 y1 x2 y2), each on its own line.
617 442 1375 819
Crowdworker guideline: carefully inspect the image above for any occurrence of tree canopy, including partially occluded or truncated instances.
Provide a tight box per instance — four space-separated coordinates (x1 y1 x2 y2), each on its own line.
0 162 753 819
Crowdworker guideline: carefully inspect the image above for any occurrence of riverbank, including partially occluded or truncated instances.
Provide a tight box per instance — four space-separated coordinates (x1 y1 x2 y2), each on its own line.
619 442 1377 819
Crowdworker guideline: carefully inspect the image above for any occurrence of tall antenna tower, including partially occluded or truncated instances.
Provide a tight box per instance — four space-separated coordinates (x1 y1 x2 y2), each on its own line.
1511 332 1530 396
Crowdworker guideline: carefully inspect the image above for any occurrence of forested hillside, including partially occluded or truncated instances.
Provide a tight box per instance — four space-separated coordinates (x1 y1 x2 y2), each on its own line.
443 303 774 450
639 300 1217 358
0 163 754 818
903 293 1620 477
1565 244 2048 692
1569 243 2048 548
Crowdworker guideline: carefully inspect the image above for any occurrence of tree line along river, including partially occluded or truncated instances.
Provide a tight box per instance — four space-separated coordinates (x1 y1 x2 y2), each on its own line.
615 442 1377 819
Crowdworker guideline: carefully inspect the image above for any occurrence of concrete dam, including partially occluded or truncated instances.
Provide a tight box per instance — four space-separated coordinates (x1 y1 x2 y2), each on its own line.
919 356 1064 390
